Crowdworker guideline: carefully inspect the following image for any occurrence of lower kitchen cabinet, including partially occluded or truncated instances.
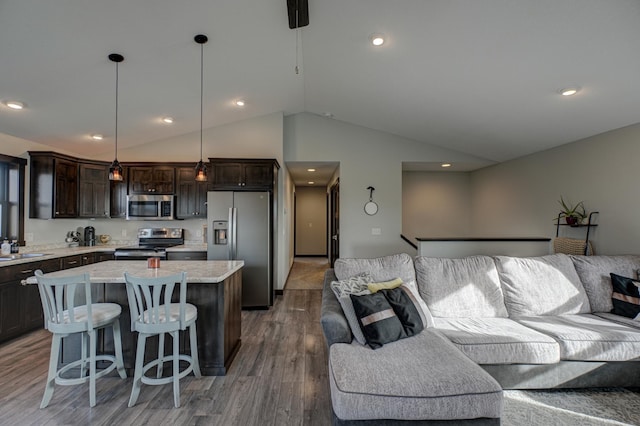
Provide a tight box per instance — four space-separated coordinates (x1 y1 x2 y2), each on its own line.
0 281 21 341
0 251 114 343
0 258 59 342
166 251 207 261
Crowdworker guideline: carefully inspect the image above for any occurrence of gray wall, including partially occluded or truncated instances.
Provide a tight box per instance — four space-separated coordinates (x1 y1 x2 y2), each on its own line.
470 122 640 254
295 187 327 256
402 171 472 244
284 112 489 258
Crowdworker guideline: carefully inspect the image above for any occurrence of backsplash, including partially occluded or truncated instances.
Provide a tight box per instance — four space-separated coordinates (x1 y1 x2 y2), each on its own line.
24 217 207 247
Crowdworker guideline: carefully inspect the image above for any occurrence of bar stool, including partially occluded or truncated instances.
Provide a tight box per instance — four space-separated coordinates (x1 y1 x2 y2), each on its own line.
34 270 126 408
124 271 201 408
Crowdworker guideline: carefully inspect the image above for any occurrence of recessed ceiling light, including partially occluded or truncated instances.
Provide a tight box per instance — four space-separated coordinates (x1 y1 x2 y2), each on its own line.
235 100 245 107
559 87 580 96
4 100 25 110
323 112 334 118
162 116 174 124
308 181 315 185
441 163 451 168
307 168 316 172
370 34 385 46
91 134 103 141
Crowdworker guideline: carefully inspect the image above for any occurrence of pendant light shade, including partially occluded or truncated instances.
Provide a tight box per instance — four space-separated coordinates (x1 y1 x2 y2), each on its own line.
194 34 208 182
108 53 124 181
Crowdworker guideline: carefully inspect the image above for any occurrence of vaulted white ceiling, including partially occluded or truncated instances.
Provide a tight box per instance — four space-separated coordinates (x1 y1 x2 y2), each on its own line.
1 0 639 164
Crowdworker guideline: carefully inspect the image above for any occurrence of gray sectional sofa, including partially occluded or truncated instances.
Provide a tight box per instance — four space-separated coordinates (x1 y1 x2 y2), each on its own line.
320 253 640 425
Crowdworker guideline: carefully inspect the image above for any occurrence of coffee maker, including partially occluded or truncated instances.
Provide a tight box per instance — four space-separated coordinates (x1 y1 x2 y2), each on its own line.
83 226 96 246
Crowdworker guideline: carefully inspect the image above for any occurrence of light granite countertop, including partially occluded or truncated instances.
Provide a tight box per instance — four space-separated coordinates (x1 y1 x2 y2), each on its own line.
23 260 243 284
0 244 207 267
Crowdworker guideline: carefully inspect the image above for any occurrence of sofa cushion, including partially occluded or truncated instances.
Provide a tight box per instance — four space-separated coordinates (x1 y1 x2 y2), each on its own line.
594 312 640 330
414 256 508 318
495 254 591 317
321 270 353 346
334 253 416 284
610 273 640 319
330 272 374 345
351 292 407 349
432 317 560 364
516 314 640 361
571 255 640 313
329 330 503 421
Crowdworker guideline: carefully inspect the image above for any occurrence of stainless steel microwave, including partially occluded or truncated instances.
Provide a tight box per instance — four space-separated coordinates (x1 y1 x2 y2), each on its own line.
126 194 175 220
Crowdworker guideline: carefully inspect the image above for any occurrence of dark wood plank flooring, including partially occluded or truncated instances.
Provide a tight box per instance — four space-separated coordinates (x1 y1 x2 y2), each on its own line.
0 289 331 425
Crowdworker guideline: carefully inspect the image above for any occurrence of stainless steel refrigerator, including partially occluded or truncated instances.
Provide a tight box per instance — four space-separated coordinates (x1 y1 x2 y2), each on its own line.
207 191 272 308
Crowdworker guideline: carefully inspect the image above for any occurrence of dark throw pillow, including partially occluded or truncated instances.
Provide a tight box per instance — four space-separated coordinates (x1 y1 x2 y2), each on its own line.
350 292 406 349
379 286 426 337
610 273 640 320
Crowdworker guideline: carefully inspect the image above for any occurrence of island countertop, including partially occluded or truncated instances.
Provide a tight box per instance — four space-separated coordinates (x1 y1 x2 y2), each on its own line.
23 260 244 284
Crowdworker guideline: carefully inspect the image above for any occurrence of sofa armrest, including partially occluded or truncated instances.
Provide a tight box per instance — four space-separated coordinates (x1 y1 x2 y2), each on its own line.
320 269 353 346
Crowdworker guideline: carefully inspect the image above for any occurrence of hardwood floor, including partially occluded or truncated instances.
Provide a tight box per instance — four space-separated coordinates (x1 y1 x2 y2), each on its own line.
0 289 332 425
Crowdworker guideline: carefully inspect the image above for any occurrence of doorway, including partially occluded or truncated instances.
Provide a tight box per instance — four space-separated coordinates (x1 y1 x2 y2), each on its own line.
329 179 339 267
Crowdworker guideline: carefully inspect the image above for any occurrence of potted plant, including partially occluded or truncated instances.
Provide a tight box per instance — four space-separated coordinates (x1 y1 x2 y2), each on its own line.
558 196 587 226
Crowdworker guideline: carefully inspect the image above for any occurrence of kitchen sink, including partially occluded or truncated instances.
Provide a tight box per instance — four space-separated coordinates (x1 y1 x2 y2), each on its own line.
0 253 49 260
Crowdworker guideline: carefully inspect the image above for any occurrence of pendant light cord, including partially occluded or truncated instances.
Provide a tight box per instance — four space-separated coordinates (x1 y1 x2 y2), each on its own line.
115 61 119 160
200 42 204 161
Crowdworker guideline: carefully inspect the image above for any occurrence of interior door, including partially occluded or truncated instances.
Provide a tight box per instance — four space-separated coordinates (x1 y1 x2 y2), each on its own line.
329 180 340 267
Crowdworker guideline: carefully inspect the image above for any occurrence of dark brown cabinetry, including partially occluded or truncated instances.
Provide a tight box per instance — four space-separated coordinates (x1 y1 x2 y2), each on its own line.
78 162 110 218
61 253 95 269
29 152 79 219
95 252 115 262
110 167 128 218
129 166 175 194
0 257 61 343
166 251 207 260
209 158 278 190
176 166 208 218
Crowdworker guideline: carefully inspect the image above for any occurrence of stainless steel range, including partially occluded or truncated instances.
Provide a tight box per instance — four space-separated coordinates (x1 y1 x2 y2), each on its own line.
114 228 184 260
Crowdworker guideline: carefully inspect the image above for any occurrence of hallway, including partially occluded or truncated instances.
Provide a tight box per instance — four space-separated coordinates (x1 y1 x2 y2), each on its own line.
284 257 329 291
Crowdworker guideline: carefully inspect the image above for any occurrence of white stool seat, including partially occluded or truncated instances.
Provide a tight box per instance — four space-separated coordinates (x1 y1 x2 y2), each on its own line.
48 303 122 332
124 271 201 408
34 270 126 408
138 303 197 328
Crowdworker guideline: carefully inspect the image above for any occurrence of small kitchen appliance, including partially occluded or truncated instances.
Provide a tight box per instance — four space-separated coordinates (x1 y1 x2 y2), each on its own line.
83 226 96 246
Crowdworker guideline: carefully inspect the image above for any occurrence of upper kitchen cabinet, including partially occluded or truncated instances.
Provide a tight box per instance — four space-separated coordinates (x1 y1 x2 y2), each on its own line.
29 152 79 219
209 158 279 190
78 161 110 218
176 165 208 219
128 165 175 194
110 166 128 218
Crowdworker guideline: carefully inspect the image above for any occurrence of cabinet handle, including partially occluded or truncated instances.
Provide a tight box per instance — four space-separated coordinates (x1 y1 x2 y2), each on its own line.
68 260 78 265
21 269 33 274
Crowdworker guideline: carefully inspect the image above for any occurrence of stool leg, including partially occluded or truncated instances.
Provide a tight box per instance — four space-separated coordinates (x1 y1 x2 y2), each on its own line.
80 332 87 379
128 333 147 407
41 334 61 409
172 331 180 408
111 319 127 379
157 332 165 379
89 329 97 407
189 323 202 378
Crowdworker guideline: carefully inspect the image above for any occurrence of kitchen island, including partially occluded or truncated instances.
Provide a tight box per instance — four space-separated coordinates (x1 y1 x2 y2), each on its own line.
25 260 243 376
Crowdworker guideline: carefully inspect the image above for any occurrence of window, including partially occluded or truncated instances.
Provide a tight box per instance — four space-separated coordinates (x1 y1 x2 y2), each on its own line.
0 154 26 245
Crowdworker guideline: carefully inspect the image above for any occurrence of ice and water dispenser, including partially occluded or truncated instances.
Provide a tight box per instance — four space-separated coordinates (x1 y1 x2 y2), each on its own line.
213 221 228 245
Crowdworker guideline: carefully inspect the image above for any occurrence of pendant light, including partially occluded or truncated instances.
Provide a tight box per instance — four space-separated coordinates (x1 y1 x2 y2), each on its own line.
108 53 124 181
194 34 208 182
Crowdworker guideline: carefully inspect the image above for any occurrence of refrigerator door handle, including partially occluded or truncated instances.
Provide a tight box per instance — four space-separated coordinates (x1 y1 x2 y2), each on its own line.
227 207 234 260
231 207 238 260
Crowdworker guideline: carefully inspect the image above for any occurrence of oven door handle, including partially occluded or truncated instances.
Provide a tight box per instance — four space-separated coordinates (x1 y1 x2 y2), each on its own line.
114 250 163 258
